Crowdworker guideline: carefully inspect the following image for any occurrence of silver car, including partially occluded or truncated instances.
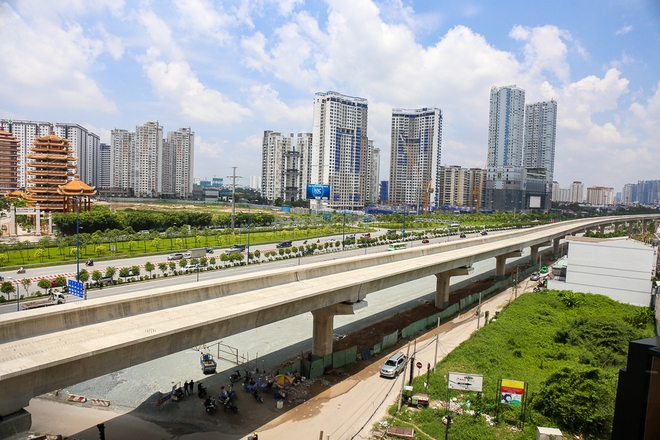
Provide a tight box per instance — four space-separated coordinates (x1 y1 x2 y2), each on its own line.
380 353 407 378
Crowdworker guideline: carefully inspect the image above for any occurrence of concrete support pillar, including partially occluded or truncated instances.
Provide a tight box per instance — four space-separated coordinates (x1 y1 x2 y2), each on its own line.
434 266 473 310
495 251 522 279
530 241 551 265
553 238 561 254
598 224 605 234
311 301 368 358
0 409 31 440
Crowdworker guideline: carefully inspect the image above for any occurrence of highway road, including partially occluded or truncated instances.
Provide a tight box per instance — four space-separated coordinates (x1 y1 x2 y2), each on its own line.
0 229 505 315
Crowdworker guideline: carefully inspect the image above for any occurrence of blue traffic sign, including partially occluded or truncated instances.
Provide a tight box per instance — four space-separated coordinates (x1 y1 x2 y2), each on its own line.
68 279 84 298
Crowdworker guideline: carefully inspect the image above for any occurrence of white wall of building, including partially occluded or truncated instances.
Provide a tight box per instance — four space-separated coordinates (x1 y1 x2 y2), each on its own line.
549 236 657 307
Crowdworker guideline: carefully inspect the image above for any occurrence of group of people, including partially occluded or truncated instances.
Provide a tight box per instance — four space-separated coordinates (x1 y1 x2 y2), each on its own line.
183 379 196 396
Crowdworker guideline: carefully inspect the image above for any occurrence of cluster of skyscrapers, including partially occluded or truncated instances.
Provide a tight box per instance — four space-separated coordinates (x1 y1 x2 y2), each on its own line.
261 86 559 213
484 85 557 211
0 119 195 200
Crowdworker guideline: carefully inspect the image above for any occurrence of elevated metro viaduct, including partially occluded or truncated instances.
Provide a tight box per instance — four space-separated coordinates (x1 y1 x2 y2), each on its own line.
0 215 657 437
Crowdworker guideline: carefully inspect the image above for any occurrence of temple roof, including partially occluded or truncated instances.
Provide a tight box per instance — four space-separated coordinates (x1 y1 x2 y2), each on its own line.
57 177 97 196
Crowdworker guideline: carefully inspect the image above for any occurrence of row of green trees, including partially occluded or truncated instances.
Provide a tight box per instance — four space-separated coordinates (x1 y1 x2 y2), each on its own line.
52 206 278 235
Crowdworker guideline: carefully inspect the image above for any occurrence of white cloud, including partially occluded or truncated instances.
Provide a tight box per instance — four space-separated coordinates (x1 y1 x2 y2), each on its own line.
173 0 235 45
144 60 252 124
97 24 124 60
615 25 633 35
247 84 309 124
509 24 571 84
0 3 116 111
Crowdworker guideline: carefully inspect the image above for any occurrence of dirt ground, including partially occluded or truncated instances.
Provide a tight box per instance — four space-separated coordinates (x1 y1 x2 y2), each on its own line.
331 273 513 354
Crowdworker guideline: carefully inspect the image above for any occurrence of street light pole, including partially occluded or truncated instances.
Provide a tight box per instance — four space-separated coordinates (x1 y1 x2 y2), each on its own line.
342 210 346 251
75 197 80 282
247 202 251 265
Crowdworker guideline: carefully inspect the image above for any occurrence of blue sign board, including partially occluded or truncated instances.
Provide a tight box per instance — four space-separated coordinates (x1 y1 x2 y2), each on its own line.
68 279 84 298
306 184 331 200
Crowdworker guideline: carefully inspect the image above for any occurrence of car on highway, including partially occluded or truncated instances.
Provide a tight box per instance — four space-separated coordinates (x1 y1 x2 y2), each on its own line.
167 253 184 260
530 272 540 281
183 264 200 273
206 248 214 254
380 353 407 378
328 238 337 242
386 230 397 235
361 233 371 238
480 230 488 235
459 233 467 238
421 239 429 244
276 240 293 248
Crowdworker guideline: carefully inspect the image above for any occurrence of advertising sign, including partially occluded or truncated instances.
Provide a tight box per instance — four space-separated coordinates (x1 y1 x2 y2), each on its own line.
448 372 483 392
306 184 330 200
500 379 525 406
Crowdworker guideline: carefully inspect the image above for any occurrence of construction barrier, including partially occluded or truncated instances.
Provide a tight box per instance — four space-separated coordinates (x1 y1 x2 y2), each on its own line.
382 330 398 350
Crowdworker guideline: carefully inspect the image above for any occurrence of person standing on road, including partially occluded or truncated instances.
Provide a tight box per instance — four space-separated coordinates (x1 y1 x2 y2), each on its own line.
184 380 189 395
189 379 194 396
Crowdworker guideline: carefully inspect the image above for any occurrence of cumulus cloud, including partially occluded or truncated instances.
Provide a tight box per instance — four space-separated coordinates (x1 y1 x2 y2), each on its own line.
509 24 571 84
173 0 235 45
0 3 117 111
247 84 309 124
144 60 252 124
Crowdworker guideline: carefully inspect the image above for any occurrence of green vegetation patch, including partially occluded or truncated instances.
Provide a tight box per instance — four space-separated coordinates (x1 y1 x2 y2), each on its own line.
392 290 655 439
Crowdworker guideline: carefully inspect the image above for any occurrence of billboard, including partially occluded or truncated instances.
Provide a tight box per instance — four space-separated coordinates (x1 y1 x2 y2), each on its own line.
529 195 541 208
500 379 525 406
448 372 483 392
306 184 330 200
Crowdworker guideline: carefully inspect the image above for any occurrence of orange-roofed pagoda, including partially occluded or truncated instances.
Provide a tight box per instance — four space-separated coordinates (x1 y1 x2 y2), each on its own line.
24 127 78 212
0 128 20 194
58 176 96 212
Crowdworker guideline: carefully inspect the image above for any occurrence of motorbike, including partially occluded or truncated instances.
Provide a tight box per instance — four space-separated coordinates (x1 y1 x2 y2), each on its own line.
303 240 307 245
247 432 258 440
204 397 217 413
533 286 542 293
229 370 241 383
222 396 239 413
17 268 26 274
85 260 94 266
197 383 207 398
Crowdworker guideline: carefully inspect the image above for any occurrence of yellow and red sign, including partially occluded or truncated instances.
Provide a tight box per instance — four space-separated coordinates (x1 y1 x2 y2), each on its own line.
500 379 525 406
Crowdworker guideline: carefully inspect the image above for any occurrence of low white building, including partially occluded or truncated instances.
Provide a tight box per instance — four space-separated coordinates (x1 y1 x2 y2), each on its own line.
548 236 657 307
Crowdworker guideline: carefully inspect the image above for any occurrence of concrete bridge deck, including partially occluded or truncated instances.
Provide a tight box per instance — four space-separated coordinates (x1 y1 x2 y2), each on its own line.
0 215 657 434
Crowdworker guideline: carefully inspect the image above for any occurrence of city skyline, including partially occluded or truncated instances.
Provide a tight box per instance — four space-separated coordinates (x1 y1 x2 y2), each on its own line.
1 0 658 193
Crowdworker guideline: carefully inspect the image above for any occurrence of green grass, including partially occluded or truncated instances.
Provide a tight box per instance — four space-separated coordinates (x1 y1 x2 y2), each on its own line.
390 290 656 439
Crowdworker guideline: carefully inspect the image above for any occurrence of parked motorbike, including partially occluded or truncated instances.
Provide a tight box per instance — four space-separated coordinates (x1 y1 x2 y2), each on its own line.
204 397 217 413
229 370 241 383
247 431 258 440
197 382 207 398
533 286 542 293
222 396 239 413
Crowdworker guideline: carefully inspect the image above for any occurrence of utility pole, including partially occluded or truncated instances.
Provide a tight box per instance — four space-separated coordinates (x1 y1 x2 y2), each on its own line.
227 167 242 231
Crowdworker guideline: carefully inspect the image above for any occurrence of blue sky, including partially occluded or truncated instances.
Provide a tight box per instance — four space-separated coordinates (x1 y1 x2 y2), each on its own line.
1 0 659 194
